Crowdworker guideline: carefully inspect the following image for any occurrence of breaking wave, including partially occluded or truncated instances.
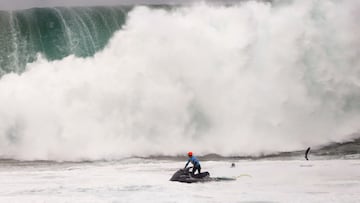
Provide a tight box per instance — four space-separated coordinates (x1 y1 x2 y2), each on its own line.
0 0 360 161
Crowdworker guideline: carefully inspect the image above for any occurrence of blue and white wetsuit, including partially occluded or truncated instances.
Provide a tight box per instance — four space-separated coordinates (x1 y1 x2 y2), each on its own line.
185 156 201 174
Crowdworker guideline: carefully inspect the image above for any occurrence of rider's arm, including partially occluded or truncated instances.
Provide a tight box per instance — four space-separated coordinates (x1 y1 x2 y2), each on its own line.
184 159 190 168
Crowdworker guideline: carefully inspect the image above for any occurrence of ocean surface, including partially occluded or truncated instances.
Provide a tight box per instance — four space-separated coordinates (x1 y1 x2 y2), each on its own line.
0 0 359 202
0 158 359 202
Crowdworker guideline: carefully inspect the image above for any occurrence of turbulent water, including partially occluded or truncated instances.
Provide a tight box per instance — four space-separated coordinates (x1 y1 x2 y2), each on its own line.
0 159 358 202
0 0 360 161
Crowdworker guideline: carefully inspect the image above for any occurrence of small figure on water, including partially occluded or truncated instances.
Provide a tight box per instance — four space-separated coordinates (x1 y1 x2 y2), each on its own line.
305 147 311 160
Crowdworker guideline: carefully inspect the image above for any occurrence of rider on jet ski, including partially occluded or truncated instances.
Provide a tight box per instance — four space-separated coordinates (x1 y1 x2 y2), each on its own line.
184 151 201 175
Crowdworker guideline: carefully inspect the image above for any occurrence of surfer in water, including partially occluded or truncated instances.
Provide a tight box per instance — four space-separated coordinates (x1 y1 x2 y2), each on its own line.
305 147 311 160
185 151 201 175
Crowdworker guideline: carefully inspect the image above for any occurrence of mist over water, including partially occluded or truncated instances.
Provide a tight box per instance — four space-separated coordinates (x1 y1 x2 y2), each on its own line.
0 0 359 161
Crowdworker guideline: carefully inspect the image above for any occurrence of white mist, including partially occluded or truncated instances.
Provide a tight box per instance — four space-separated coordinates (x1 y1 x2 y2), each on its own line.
0 0 359 161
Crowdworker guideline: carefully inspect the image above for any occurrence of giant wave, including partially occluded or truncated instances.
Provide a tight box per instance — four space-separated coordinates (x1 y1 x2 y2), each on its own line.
0 0 359 161
0 6 130 74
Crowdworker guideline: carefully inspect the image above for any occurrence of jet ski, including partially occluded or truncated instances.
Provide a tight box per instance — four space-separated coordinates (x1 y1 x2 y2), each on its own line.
170 167 211 183
170 167 237 183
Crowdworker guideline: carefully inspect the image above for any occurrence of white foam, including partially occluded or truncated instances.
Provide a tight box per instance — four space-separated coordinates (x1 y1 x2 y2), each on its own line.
0 159 359 202
0 1 360 160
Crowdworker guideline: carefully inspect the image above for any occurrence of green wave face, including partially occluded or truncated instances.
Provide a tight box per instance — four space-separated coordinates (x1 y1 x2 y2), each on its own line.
0 6 131 75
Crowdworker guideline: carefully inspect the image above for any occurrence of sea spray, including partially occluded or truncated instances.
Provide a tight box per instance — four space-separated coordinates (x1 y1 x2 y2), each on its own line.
0 0 359 161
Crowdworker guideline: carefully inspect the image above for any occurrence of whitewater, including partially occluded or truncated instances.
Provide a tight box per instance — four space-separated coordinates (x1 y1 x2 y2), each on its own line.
0 0 359 161
0 0 359 202
0 158 359 202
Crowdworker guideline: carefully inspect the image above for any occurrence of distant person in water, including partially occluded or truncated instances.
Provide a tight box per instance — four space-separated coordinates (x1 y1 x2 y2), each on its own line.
184 151 201 175
305 147 311 160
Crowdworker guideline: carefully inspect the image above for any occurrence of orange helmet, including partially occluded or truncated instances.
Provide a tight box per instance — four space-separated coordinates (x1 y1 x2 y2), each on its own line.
188 151 193 157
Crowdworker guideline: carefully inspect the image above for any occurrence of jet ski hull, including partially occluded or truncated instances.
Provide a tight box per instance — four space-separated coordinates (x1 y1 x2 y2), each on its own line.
170 167 211 183
170 167 237 183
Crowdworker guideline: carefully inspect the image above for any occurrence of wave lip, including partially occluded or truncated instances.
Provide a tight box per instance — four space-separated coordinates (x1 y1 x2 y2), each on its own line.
0 6 130 75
